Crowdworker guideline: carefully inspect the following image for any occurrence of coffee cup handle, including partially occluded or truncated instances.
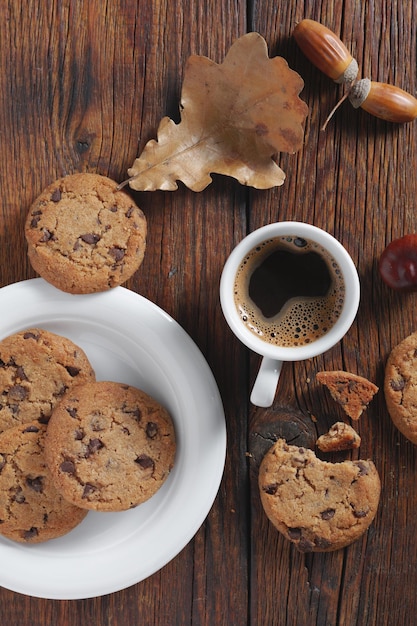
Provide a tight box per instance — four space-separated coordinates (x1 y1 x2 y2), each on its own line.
250 356 283 407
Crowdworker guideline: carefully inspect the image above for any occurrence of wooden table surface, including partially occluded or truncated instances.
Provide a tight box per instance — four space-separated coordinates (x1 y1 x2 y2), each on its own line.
1 0 417 624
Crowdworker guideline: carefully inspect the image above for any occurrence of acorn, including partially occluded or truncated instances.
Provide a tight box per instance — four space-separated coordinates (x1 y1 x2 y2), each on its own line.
348 79 417 123
293 18 358 84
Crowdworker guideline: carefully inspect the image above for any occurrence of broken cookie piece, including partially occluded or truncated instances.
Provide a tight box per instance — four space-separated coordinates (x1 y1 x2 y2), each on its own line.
316 422 361 452
316 370 378 420
258 439 380 552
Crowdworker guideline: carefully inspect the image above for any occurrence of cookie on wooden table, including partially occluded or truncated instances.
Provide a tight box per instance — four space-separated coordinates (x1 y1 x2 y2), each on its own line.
45 381 176 512
0 328 95 434
384 330 417 444
25 173 147 294
316 370 379 420
258 439 380 552
0 422 88 543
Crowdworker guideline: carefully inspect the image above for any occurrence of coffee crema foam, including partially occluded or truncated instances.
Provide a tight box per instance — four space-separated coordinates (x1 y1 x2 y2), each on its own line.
233 236 345 347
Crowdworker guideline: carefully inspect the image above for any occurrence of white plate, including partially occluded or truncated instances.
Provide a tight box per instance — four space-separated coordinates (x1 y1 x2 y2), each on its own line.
0 278 226 599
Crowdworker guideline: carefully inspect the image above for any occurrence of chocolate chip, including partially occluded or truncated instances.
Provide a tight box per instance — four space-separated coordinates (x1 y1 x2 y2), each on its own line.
60 460 75 474
135 454 154 470
263 483 278 495
15 366 28 381
40 229 55 242
0 455 5 472
26 476 44 493
82 483 97 499
355 461 369 476
65 365 81 377
353 508 368 518
23 331 39 340
51 188 61 202
38 412 49 425
288 527 302 540
30 215 41 228
126 207 134 218
30 210 42 228
109 206 118 212
109 247 125 262
80 233 101 244
74 429 84 440
23 527 39 540
66 407 77 418
87 438 103 454
314 536 332 549
298 536 315 552
23 424 40 433
8 385 28 402
123 406 141 421
320 508 336 520
390 377 405 391
146 422 158 439
53 384 68 397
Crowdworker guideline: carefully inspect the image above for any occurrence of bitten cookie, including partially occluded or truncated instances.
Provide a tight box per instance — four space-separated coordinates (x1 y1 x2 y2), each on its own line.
25 173 147 294
259 439 380 552
0 422 87 543
384 331 417 443
316 370 379 420
316 422 361 452
44 381 176 511
0 328 96 434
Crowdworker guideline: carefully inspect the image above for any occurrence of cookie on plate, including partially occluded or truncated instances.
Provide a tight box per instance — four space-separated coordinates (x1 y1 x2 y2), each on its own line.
316 370 379 420
259 439 380 552
0 422 88 543
316 422 361 452
45 381 176 512
384 330 417 443
25 173 147 294
0 328 96 434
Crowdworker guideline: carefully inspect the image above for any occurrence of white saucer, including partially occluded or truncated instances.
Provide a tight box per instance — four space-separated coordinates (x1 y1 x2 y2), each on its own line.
0 278 226 599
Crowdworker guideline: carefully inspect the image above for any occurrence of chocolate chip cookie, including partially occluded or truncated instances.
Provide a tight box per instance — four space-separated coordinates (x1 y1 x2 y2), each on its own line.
25 173 147 294
384 331 417 443
0 422 87 543
0 328 96 434
259 439 380 552
44 381 176 511
316 370 379 420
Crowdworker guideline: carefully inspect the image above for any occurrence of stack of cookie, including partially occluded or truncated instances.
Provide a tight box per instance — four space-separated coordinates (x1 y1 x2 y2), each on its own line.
0 329 176 543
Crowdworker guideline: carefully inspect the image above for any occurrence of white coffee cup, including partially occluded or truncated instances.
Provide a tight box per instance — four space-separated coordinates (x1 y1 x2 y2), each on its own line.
220 221 360 407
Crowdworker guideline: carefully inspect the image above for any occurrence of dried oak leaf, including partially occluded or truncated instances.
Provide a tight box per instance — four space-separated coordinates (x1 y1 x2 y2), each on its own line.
123 32 309 192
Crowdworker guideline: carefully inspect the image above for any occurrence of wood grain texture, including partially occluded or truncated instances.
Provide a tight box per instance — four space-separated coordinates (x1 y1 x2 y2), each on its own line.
1 0 417 624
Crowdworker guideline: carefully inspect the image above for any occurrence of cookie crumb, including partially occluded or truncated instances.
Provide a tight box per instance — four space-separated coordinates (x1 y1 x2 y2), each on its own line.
316 422 361 452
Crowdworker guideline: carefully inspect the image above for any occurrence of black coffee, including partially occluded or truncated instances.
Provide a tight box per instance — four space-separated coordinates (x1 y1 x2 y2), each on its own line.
233 235 345 347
